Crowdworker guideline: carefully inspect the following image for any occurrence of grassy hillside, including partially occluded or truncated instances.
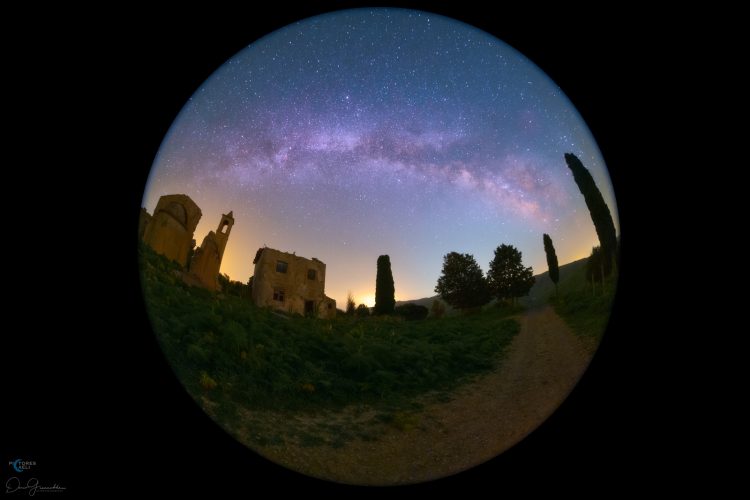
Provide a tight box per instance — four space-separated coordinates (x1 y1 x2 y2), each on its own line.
140 243 520 423
536 257 616 348
521 258 588 305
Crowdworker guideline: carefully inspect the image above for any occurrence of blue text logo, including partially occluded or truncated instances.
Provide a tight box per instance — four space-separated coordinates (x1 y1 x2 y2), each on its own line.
8 459 36 473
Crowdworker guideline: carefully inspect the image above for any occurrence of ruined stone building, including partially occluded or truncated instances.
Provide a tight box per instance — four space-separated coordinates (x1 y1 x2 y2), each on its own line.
141 195 335 313
141 194 234 292
141 194 202 268
189 211 234 291
251 247 336 318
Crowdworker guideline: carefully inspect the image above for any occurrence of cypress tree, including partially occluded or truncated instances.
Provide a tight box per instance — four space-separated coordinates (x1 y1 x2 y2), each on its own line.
374 255 395 315
565 153 617 272
543 234 559 297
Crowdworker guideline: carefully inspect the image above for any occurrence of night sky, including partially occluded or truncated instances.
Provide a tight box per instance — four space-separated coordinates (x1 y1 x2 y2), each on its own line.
143 8 619 308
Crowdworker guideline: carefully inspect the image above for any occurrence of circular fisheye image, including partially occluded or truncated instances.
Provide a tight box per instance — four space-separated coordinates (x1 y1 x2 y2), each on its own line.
139 8 619 486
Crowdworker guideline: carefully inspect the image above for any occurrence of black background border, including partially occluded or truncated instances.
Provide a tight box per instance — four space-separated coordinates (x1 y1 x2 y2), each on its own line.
5 1 646 495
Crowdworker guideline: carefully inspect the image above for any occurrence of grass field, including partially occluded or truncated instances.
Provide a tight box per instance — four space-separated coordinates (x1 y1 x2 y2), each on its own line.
140 244 520 442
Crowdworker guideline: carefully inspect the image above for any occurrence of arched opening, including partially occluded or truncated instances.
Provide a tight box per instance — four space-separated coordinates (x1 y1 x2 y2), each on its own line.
221 221 229 233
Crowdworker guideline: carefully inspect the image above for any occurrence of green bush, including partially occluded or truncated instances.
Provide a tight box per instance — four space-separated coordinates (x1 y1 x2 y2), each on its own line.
394 303 429 321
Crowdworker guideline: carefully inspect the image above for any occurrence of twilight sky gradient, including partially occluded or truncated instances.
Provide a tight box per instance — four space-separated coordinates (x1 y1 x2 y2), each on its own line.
143 8 619 308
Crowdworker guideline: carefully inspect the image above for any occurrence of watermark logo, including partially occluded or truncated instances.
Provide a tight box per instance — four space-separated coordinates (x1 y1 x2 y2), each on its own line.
5 458 65 495
6 477 66 495
8 459 36 473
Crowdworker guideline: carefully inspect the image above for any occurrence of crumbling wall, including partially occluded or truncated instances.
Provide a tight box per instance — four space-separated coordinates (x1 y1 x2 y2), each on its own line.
142 194 202 267
251 248 336 318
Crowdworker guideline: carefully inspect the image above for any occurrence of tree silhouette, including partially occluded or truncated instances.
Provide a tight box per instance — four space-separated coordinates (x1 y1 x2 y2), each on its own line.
585 245 612 295
565 153 617 273
487 244 535 305
346 291 356 315
374 255 395 315
356 304 370 317
543 234 559 297
435 252 491 311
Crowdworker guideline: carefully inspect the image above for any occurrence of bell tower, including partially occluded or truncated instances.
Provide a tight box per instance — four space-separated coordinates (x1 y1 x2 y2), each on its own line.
189 210 235 291
214 211 234 261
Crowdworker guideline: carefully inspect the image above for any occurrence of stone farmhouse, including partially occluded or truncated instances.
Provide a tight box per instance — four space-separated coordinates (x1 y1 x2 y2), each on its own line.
251 247 336 319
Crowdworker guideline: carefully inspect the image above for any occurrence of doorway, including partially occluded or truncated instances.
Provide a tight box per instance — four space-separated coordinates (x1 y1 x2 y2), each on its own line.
304 300 315 316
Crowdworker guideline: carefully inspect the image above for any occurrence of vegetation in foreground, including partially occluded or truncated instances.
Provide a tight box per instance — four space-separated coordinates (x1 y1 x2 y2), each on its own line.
527 256 616 348
140 243 520 446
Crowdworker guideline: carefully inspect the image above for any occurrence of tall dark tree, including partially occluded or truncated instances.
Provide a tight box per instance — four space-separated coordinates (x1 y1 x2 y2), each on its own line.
487 244 535 305
435 252 491 311
543 234 560 297
565 153 618 273
346 291 356 315
374 255 395 315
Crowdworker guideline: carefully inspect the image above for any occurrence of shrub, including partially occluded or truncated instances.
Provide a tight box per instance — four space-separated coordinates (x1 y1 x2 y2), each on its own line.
355 304 370 317
431 299 446 319
394 303 429 321
200 371 218 391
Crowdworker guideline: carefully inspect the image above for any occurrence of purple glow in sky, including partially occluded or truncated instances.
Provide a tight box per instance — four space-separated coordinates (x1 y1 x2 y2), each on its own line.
144 8 618 307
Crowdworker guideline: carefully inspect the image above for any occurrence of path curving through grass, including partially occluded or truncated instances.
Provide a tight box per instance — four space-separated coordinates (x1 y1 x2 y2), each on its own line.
238 304 593 485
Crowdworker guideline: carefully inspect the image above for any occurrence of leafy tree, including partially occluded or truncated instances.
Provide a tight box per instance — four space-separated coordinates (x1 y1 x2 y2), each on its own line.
431 299 446 319
356 304 370 317
543 234 560 297
435 252 491 311
565 153 617 273
374 255 395 315
346 292 356 315
487 244 535 305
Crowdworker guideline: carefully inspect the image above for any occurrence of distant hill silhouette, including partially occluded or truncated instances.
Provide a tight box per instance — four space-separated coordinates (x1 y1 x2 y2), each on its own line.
521 257 587 306
398 258 588 313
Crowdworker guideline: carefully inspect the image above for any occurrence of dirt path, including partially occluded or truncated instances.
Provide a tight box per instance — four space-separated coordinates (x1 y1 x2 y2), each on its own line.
250 305 593 485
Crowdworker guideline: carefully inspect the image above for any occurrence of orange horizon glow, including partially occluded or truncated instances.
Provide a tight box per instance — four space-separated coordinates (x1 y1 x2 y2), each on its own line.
143 196 609 308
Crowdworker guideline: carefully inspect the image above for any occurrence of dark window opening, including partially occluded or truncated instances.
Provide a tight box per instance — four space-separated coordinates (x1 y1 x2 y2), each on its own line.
273 289 285 302
327 303 333 310
307 269 316 280
276 260 288 273
305 300 315 315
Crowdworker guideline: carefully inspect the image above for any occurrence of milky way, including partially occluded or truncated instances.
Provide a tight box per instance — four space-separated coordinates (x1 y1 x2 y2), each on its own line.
144 8 618 307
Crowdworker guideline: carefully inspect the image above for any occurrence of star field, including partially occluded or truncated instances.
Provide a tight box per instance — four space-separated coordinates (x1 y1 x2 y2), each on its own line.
144 9 618 307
